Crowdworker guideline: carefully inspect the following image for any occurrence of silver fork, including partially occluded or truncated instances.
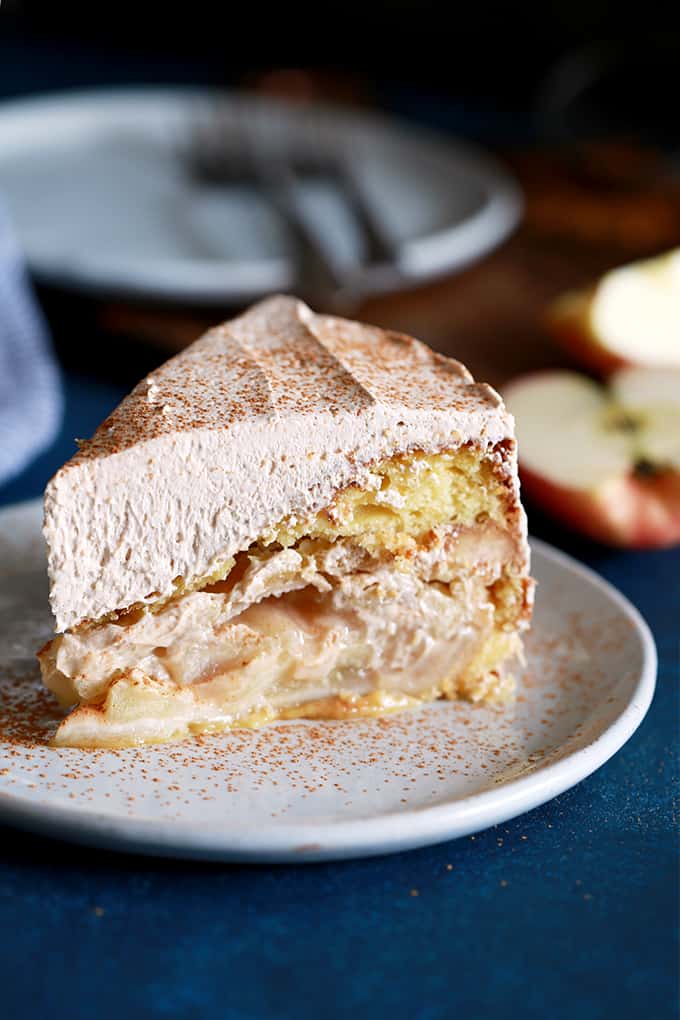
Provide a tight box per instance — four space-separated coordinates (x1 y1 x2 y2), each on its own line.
282 104 398 269
183 100 395 312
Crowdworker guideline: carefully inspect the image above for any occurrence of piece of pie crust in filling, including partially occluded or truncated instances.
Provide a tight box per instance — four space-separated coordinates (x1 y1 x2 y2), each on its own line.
39 448 533 747
37 297 534 748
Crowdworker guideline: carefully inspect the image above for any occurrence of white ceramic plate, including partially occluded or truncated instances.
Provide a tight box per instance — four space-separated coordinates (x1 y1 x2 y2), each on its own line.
0 87 521 304
0 500 655 862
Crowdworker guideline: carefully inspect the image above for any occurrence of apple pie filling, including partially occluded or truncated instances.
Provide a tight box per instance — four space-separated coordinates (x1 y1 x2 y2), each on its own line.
39 524 527 748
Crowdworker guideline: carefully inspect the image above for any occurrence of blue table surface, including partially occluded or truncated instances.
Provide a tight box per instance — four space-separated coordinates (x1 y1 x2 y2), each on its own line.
0 372 677 1020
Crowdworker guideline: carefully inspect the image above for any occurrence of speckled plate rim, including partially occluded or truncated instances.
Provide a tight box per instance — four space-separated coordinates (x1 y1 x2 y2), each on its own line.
0 519 657 862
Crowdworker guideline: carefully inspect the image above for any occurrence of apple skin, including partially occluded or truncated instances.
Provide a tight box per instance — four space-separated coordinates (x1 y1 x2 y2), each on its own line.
546 293 632 378
519 464 680 549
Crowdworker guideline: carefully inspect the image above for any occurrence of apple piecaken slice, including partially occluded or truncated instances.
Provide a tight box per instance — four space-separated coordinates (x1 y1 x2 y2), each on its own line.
38 296 534 748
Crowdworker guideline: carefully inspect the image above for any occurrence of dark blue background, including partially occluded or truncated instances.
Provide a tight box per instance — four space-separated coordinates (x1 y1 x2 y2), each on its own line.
0 23 677 1010
0 372 677 1020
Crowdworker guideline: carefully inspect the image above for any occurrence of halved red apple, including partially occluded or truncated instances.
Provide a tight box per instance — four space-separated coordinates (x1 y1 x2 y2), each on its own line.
503 367 680 548
547 249 680 377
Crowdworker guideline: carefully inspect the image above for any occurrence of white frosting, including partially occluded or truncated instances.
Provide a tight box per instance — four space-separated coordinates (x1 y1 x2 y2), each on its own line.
44 296 516 632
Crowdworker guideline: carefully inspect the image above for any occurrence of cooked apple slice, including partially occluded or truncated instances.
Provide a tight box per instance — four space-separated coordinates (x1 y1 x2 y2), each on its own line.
547 249 680 376
503 367 680 548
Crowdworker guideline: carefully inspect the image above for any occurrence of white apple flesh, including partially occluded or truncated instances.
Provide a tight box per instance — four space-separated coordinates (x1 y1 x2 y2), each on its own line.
504 368 680 548
547 249 680 377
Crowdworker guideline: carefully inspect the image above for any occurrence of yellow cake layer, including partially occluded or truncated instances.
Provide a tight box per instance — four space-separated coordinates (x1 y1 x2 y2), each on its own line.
265 447 508 554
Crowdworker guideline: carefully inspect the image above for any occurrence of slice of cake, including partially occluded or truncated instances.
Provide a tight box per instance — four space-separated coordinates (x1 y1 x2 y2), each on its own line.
38 296 534 748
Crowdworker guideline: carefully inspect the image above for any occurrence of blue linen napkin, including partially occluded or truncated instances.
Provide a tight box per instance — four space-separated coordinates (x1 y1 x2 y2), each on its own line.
0 204 62 485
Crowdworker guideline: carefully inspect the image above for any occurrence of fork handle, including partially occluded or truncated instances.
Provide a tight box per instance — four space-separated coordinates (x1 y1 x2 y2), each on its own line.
256 157 357 312
335 159 398 266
